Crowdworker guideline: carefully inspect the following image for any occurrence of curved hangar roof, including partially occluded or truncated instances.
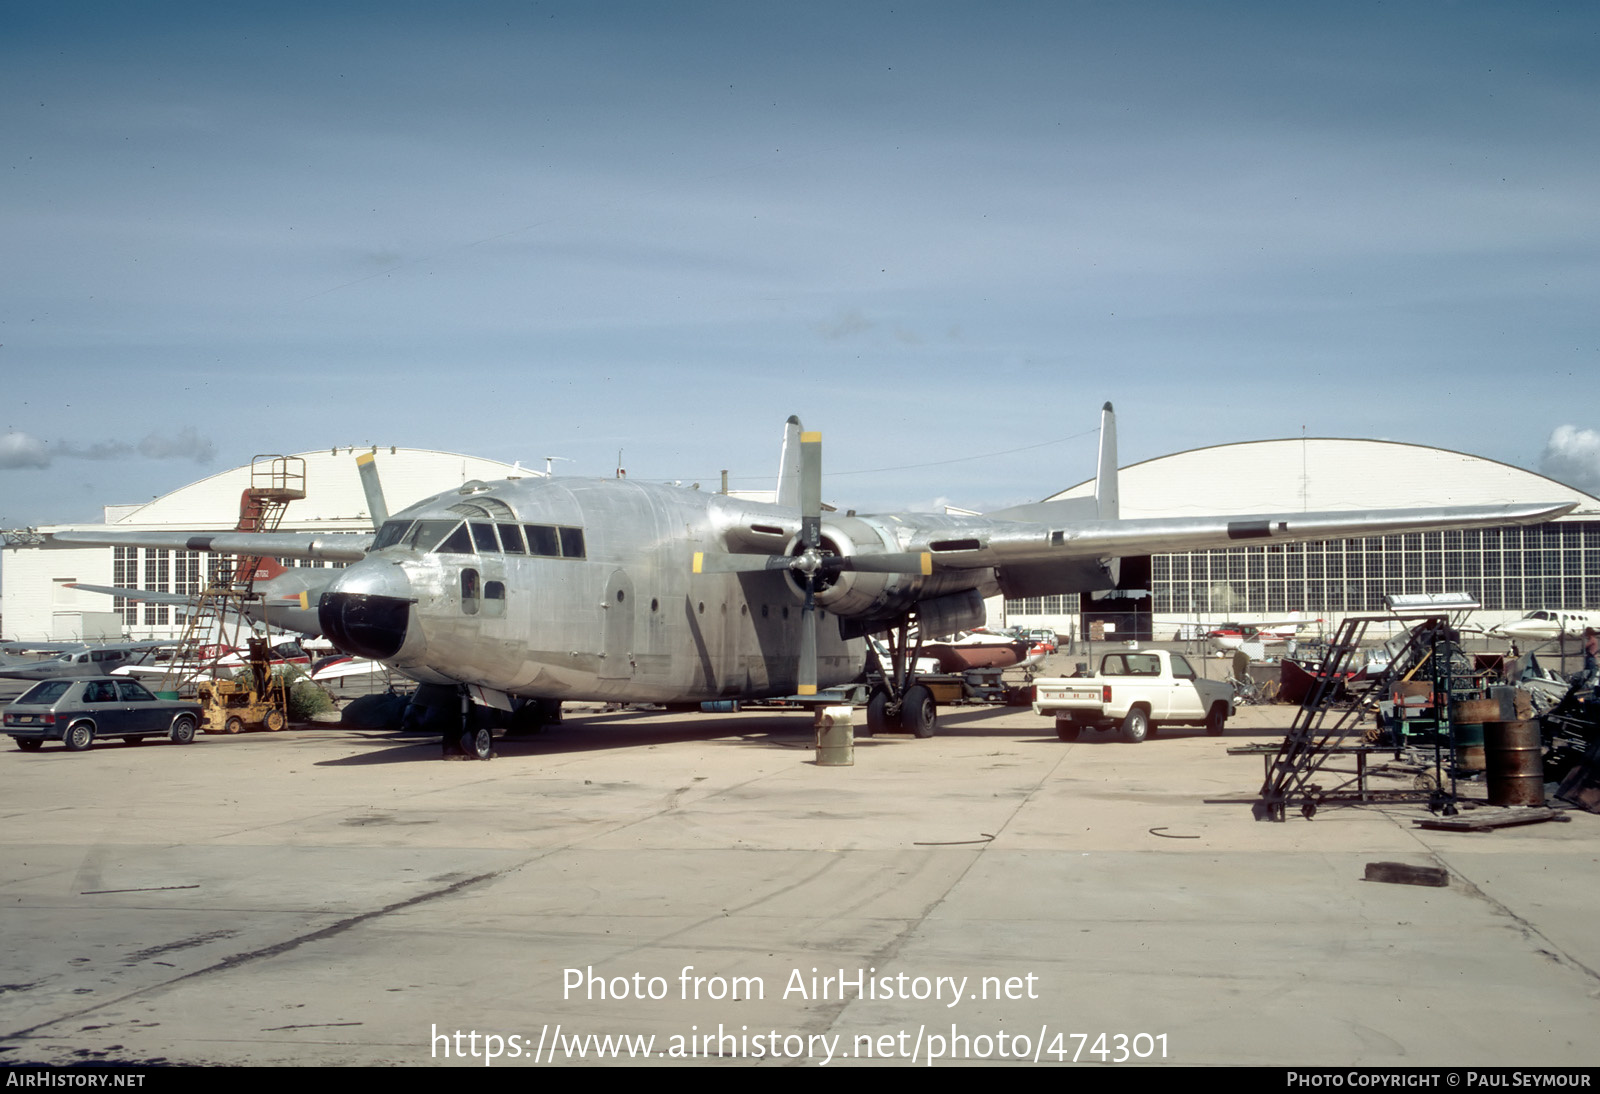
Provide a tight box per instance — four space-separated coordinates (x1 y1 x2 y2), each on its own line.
1047 438 1600 520
100 447 531 532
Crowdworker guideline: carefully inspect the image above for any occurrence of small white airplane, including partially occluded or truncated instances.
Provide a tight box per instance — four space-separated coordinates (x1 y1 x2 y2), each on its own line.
1489 609 1600 642
1201 615 1322 653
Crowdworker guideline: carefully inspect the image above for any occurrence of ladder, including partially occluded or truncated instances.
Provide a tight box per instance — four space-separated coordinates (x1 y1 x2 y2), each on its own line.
157 457 306 694
1253 615 1447 820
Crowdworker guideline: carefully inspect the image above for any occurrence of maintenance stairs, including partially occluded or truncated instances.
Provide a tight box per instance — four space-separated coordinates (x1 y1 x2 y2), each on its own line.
158 456 306 694
1252 615 1445 820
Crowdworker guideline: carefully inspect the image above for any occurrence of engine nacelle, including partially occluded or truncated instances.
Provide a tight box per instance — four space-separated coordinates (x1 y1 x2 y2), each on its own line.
782 515 920 619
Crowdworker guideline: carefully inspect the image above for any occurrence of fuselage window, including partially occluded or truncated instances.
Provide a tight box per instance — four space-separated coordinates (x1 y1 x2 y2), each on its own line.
373 520 414 550
559 527 586 558
461 569 481 615
498 523 527 554
484 580 506 619
470 522 500 553
525 524 560 557
434 523 475 555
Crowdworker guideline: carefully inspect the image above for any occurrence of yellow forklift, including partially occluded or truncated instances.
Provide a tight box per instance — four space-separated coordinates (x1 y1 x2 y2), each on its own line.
197 637 289 733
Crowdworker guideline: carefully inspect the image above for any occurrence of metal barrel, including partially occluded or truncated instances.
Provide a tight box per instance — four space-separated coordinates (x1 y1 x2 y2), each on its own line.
814 705 855 767
1484 719 1543 807
1453 722 1486 774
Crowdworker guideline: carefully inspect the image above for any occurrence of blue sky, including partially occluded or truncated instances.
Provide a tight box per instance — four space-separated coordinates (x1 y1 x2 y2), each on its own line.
3 1 1598 526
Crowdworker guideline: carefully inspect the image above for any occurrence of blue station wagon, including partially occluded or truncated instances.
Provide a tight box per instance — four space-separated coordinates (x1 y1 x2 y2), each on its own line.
4 677 201 752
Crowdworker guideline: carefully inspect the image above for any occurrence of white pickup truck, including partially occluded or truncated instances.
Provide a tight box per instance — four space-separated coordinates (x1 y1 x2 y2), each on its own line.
1032 649 1234 743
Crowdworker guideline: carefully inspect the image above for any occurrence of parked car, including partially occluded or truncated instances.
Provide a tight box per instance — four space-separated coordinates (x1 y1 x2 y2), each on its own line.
4 677 201 751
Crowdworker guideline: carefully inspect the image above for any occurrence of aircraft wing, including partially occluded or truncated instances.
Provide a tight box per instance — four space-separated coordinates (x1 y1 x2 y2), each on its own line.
921 502 1576 570
40 529 371 562
66 583 200 606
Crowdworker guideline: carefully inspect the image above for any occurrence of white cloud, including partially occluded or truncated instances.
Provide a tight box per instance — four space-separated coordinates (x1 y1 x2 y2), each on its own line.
0 433 51 470
1539 425 1600 496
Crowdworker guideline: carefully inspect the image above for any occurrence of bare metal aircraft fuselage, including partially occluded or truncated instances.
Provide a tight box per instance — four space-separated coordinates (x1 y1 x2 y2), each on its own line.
319 477 1018 705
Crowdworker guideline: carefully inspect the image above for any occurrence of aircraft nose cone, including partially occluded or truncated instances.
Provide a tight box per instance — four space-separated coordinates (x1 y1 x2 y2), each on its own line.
318 564 414 661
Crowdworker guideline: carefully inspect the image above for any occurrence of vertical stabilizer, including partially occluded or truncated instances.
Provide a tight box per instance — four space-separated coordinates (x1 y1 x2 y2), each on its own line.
1094 401 1118 520
776 415 803 509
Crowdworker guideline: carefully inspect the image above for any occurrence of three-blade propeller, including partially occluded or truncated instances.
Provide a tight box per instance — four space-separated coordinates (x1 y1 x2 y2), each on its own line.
693 430 931 695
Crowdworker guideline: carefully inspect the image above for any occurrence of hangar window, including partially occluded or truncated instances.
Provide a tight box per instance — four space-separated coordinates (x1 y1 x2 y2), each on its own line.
461 569 480 615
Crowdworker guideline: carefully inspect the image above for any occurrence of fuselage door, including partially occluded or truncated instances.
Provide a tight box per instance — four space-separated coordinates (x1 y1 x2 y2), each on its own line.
601 569 635 679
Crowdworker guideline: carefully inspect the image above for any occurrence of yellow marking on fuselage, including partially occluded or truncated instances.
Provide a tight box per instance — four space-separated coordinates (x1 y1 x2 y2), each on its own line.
692 552 705 574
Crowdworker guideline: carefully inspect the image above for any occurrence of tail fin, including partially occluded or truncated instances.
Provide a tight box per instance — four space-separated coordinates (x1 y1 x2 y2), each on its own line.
1094 401 1118 521
775 415 802 508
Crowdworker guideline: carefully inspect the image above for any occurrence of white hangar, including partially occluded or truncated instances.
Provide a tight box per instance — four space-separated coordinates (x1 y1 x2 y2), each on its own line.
2 447 525 643
1002 437 1600 640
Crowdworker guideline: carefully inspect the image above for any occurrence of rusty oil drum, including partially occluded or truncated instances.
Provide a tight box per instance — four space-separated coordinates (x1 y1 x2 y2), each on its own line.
1484 720 1544 807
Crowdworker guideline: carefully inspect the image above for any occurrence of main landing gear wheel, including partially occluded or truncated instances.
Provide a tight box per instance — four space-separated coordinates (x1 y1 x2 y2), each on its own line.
862 688 890 737
1119 707 1149 744
460 727 493 760
1055 718 1081 742
900 684 936 738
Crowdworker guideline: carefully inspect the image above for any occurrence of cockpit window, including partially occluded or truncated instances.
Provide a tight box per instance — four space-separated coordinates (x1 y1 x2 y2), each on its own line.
372 520 414 550
525 524 560 557
432 522 475 555
393 519 462 552
559 527 586 559
497 523 526 554
470 522 500 553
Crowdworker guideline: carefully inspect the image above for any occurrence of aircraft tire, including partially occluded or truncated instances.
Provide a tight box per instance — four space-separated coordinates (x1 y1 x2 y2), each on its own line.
16 738 43 752
1055 718 1081 742
1119 707 1149 744
900 685 936 738
862 689 890 737
65 722 95 752
466 727 493 761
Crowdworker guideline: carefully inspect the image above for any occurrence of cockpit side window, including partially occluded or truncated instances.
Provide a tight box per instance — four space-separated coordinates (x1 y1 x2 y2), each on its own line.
497 523 526 554
470 522 500 553
559 527 586 559
372 520 414 550
484 580 506 619
525 525 560 557
461 568 480 615
433 522 475 555
405 520 465 552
